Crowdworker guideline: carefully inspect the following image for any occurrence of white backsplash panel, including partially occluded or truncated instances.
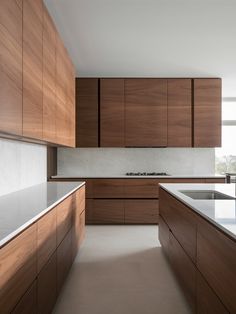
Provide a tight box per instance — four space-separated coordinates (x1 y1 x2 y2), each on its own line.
57 148 215 177
0 139 47 196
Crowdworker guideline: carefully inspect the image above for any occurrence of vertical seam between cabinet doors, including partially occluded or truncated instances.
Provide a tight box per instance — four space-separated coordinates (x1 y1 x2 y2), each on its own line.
98 79 101 147
191 79 194 147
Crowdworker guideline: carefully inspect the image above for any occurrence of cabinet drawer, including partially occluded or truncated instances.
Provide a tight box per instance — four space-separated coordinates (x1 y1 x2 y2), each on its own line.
124 179 158 198
37 208 57 273
56 195 73 245
124 200 158 224
86 200 124 224
93 179 124 198
169 232 196 313
0 224 37 314
159 216 170 255
11 281 37 314
159 188 197 263
76 185 86 215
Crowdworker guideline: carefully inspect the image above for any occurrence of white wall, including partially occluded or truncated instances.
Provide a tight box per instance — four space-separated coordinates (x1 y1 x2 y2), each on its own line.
0 139 47 197
58 148 215 176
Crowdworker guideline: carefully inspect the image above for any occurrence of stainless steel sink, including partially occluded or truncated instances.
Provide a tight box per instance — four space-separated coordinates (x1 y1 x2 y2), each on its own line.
179 190 236 200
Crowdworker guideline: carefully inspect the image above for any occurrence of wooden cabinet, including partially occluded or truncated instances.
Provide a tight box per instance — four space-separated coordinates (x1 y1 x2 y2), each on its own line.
0 0 23 136
76 78 99 147
159 216 170 256
100 79 125 147
124 200 158 224
93 179 124 198
56 195 73 245
23 0 43 139
125 79 168 147
194 78 221 147
37 252 57 314
124 179 158 198
167 79 192 147
0 224 37 314
11 281 37 314
42 3 56 143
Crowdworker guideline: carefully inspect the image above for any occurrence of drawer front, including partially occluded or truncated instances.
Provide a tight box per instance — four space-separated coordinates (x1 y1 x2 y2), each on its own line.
0 224 37 314
37 208 57 273
93 179 124 198
124 179 158 198
159 216 170 255
76 185 86 215
205 178 225 183
197 219 236 313
159 188 197 263
86 199 124 224
124 199 159 224
56 195 73 245
11 281 37 314
169 232 196 313
79 211 85 246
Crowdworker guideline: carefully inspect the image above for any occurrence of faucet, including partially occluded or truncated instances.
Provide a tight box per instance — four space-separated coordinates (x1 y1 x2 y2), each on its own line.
225 173 236 196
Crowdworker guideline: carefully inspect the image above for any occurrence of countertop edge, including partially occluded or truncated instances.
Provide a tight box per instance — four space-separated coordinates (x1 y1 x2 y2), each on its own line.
51 175 225 179
0 182 85 249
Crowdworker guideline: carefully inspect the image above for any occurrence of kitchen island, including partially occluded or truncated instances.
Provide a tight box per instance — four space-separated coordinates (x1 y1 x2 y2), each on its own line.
159 183 236 314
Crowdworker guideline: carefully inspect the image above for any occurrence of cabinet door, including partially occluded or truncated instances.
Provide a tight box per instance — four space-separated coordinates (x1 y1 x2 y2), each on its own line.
23 0 43 139
124 200 159 224
194 78 221 147
11 281 37 314
0 0 22 136
38 252 57 314
76 78 99 147
168 79 192 147
125 79 167 147
159 216 170 256
124 179 158 198
56 195 73 246
42 3 56 143
93 179 124 198
100 79 125 147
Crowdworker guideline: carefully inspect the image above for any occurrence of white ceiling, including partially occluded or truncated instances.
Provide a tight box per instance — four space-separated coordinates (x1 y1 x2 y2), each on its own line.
45 0 236 96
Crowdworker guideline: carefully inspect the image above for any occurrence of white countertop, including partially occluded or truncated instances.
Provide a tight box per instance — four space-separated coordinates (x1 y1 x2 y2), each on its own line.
159 183 236 240
52 175 224 179
0 182 85 248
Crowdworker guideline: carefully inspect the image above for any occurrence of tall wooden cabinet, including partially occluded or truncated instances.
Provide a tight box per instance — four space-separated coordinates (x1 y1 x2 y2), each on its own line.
125 79 168 147
0 0 23 136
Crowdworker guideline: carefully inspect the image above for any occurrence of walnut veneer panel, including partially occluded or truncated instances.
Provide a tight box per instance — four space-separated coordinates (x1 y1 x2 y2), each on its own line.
159 188 197 263
194 78 221 147
76 185 86 215
125 79 167 147
42 3 56 143
124 200 159 224
56 195 73 245
0 0 23 136
168 79 192 147
23 0 43 139
37 207 57 273
124 179 158 198
93 179 124 198
11 281 37 314
100 79 125 147
0 224 37 314
159 216 170 256
205 178 225 183
197 218 236 313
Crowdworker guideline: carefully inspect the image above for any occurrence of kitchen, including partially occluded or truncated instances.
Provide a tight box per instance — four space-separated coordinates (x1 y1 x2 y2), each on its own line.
0 0 236 314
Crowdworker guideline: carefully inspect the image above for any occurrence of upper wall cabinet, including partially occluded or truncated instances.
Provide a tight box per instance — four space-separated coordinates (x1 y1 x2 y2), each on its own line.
0 0 23 136
194 78 222 147
76 78 99 147
100 79 125 147
23 0 43 140
125 79 168 147
167 79 192 147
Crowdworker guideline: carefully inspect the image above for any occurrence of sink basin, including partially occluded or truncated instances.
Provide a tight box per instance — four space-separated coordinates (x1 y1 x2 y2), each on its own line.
179 190 236 200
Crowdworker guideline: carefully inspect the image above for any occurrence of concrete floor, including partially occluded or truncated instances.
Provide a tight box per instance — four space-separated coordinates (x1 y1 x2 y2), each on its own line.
53 226 191 314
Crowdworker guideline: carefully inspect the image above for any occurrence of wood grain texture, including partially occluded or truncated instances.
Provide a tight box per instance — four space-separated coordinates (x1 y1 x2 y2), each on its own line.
93 179 124 198
11 281 37 314
56 195 73 246
100 79 125 147
23 0 43 139
125 79 167 147
124 179 158 198
86 200 124 224
167 79 192 147
197 218 236 313
37 252 57 314
205 178 225 183
76 78 99 147
42 3 56 143
197 272 229 314
76 185 86 215
159 188 197 263
0 0 23 136
0 224 37 314
37 208 57 273
194 78 221 147
124 200 159 224
169 232 196 313
159 216 170 256
79 210 86 246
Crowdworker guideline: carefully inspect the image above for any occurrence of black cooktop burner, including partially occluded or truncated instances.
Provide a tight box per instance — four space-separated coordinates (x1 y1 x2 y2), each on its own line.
126 172 169 176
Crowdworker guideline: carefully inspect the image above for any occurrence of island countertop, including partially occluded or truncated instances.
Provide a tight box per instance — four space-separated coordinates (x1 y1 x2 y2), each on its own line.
0 182 85 248
159 183 236 240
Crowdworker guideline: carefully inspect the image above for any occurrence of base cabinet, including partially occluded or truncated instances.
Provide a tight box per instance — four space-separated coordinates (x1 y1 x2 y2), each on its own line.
124 200 158 224
11 281 37 314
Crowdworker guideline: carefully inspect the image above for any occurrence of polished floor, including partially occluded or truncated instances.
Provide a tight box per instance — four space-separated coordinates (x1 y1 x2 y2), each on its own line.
53 226 191 314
